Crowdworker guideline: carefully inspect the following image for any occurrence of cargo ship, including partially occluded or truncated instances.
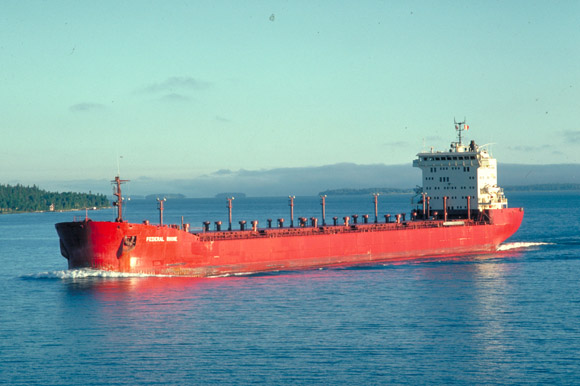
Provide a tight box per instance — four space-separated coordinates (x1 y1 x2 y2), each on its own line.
55 122 523 276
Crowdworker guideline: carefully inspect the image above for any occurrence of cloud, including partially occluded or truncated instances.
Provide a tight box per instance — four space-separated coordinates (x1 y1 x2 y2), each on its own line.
183 163 419 197
562 130 580 143
508 144 553 152
160 93 190 102
69 102 106 112
213 169 233 175
383 141 408 148
34 162 580 198
215 115 231 123
139 76 211 94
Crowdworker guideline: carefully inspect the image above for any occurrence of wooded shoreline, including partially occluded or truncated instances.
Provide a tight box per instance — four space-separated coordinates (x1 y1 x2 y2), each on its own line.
0 183 110 214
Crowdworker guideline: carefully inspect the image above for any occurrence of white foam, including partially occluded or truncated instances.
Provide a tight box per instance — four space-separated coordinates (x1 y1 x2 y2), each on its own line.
497 242 553 251
23 268 158 280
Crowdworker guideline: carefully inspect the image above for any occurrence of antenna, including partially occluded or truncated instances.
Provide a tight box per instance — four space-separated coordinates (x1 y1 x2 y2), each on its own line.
453 117 467 145
116 155 123 177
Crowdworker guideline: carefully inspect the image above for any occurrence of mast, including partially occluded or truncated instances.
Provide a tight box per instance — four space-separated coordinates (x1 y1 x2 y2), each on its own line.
226 197 234 231
157 197 166 226
320 195 327 226
112 176 130 222
288 196 295 228
454 118 468 145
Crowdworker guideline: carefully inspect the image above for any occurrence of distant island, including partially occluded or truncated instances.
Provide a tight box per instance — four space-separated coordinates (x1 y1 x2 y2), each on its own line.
504 183 580 192
318 188 414 196
318 183 580 196
0 184 109 214
215 193 246 199
145 193 186 200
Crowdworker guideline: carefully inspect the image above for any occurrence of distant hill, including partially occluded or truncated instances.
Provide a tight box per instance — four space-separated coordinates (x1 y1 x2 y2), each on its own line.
144 193 186 200
504 183 580 192
319 188 413 196
215 193 246 199
323 183 580 195
167 163 421 197
500 164 580 186
31 162 580 198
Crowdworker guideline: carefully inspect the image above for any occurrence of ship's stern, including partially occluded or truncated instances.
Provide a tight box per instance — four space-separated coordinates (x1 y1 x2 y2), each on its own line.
487 207 525 245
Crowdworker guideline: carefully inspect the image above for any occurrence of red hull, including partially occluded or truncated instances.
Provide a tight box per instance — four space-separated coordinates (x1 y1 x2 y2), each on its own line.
55 208 524 277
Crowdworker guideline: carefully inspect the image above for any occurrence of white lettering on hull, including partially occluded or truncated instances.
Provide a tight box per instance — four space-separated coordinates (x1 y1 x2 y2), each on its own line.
146 236 178 242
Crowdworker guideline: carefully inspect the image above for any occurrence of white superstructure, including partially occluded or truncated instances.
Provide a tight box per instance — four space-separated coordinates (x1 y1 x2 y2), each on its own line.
412 121 508 213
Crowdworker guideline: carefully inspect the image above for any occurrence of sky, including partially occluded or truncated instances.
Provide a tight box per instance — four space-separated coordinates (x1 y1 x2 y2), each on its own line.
1 1 579 190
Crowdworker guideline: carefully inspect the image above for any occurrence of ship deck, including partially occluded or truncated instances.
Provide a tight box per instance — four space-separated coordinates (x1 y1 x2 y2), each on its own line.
194 219 483 242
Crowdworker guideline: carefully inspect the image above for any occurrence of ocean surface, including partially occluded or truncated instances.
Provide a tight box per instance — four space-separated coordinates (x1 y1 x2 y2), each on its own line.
1 192 579 385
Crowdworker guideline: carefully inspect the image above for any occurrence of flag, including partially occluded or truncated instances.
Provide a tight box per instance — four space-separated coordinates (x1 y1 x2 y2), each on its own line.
465 124 469 130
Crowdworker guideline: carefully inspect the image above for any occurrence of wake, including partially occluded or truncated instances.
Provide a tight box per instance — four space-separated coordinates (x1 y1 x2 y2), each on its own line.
22 268 159 280
21 242 554 279
497 241 554 251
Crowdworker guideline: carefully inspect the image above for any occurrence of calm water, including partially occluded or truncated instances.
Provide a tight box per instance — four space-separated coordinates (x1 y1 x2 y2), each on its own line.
1 192 579 385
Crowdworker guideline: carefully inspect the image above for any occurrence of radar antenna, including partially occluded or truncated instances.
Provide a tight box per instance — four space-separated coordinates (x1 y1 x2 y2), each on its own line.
454 117 468 145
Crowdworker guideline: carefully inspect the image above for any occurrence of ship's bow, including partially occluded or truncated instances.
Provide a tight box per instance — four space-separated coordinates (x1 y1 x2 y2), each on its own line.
55 221 124 271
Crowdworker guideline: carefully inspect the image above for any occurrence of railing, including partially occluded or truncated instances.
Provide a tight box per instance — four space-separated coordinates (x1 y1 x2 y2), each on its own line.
195 218 488 242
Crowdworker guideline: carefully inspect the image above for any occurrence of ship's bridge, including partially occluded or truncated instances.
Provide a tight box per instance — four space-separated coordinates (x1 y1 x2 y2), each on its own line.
412 123 508 215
